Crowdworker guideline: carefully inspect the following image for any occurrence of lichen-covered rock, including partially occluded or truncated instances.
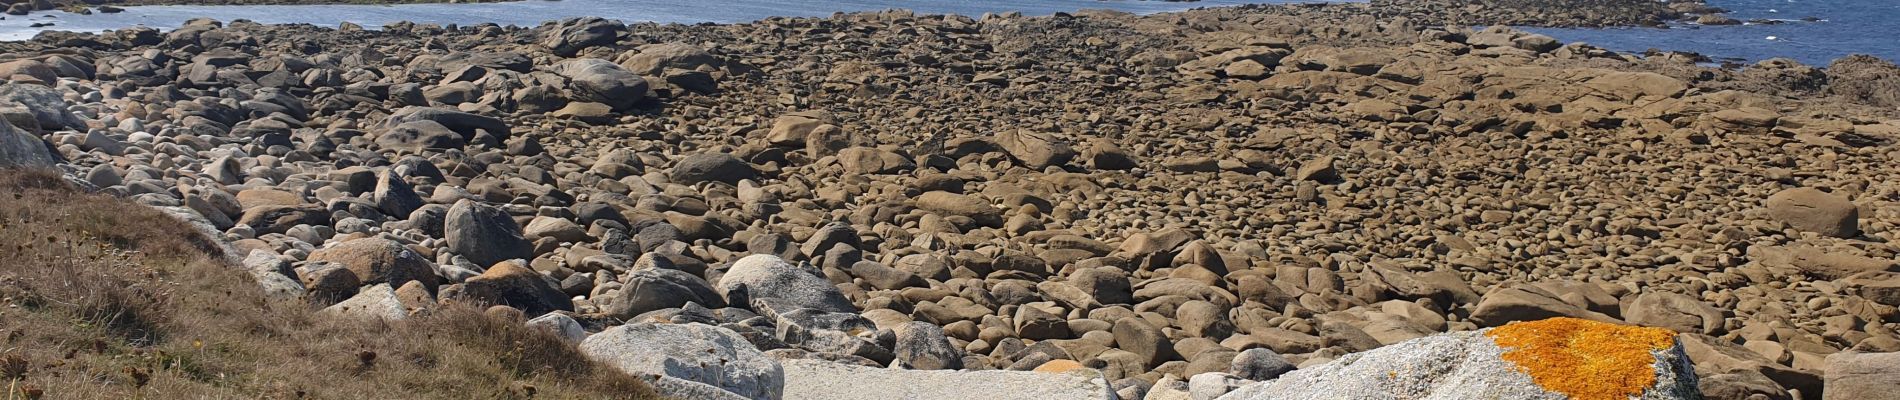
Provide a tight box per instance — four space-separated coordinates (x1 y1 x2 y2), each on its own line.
1218 318 1696 400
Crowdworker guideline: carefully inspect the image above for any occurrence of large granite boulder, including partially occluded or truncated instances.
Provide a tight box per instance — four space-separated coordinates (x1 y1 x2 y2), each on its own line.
1218 318 1697 400
580 323 784 400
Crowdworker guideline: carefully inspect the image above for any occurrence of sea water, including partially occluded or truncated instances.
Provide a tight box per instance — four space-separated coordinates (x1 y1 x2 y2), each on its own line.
0 0 1892 66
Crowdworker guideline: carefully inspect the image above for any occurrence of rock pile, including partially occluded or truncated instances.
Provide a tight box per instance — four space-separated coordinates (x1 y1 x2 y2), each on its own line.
0 1 1897 399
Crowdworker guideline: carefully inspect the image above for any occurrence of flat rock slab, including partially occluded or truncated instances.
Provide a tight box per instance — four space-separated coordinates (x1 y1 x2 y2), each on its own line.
780 358 1115 400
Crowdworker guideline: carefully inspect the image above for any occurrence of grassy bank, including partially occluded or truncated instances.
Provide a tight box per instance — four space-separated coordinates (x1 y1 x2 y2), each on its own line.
0 169 657 399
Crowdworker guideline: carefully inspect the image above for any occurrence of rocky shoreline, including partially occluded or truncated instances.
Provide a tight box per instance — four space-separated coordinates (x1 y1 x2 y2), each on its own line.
1 1 1898 399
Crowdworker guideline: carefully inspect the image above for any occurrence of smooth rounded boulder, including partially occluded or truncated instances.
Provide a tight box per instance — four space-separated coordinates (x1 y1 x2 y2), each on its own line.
1765 187 1859 238
307 237 441 291
716 254 857 315
444 199 534 268
552 58 648 110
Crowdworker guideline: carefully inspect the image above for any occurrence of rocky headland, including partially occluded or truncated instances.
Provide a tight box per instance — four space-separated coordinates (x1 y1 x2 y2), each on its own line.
0 0 1898 399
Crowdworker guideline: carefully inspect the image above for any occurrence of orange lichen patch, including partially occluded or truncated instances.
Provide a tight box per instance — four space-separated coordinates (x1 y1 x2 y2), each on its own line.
1486 317 1679 400
1033 359 1087 373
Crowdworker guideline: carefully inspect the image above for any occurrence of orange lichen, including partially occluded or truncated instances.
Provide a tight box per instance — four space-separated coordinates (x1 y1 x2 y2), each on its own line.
1485 317 1679 400
1033 359 1086 373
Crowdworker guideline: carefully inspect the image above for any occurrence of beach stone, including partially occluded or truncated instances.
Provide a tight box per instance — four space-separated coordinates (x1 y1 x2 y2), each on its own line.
581 322 784 400
0 117 54 168
1765 187 1859 238
307 237 441 291
1229 348 1295 381
527 312 587 342
892 321 963 370
621 42 723 76
320 283 409 321
445 199 533 267
671 153 758 184
717 254 856 315
0 83 83 131
1622 292 1725 335
371 168 423 219
458 260 572 316
607 267 726 319
542 16 624 56
553 58 648 110
1114 318 1177 368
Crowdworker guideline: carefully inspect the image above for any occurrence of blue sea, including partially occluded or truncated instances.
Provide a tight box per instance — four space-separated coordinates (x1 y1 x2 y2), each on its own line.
0 0 1891 66
1528 0 1900 66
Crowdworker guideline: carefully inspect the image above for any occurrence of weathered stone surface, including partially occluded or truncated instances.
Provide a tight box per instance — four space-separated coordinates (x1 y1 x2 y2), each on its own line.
670 153 758 184
1824 351 1900 400
717 254 856 315
459 260 572 316
553 58 649 110
0 118 54 168
445 199 533 267
307 238 441 291
542 16 624 56
1219 319 1695 400
581 323 784 400
320 283 409 321
1765 187 1859 238
608 267 726 319
780 358 1114 400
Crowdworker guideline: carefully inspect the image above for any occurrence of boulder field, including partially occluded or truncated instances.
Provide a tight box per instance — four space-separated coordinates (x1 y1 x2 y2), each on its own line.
0 0 1897 399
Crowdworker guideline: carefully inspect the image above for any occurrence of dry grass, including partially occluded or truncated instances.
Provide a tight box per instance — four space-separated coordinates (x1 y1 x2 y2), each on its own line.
0 169 660 400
